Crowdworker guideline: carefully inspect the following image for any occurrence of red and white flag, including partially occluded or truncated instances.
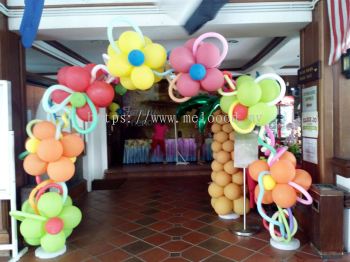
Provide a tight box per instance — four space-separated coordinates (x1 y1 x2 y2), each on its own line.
327 0 350 65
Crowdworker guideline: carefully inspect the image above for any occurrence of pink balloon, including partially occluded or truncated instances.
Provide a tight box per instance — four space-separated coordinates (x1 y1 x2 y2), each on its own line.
184 38 197 50
177 73 200 97
201 68 224 92
57 66 70 85
169 47 195 73
51 89 70 104
195 42 220 68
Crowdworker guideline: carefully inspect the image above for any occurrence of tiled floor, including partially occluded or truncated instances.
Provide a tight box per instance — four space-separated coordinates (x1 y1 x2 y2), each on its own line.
19 176 350 262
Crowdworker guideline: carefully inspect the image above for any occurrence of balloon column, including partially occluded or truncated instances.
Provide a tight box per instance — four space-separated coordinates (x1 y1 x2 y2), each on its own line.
249 126 313 249
11 120 83 257
168 33 228 102
208 111 250 217
218 74 286 134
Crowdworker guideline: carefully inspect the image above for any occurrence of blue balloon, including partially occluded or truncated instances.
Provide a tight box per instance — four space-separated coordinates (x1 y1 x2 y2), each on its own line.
128 50 145 66
189 64 206 81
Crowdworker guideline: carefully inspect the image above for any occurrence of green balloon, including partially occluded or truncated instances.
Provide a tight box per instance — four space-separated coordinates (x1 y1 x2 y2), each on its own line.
115 84 127 96
20 219 45 239
21 200 35 214
63 228 73 238
25 237 41 246
248 103 277 126
176 95 214 120
198 98 220 134
237 81 262 107
37 192 63 218
70 92 86 108
58 206 82 229
259 79 280 103
220 96 237 113
233 118 254 129
236 75 254 87
40 232 66 253
63 196 73 207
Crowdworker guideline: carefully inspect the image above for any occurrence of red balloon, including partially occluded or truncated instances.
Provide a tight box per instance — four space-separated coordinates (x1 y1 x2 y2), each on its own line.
65 66 91 92
57 66 70 85
84 63 104 80
233 103 248 120
51 89 70 104
86 81 114 107
76 103 99 122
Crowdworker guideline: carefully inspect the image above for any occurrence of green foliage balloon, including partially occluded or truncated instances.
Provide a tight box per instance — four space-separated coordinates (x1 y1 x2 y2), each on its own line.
236 75 254 87
63 196 73 207
20 219 45 239
237 81 262 107
63 228 73 238
220 96 237 113
25 237 41 246
248 103 277 126
37 192 63 218
21 200 35 214
259 79 280 103
58 206 82 229
40 232 66 253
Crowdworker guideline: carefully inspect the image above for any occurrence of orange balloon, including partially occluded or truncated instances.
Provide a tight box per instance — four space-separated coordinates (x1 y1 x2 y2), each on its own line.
60 134 84 157
272 184 297 208
47 157 75 182
293 169 312 190
23 154 47 176
32 121 56 140
254 185 273 204
248 160 269 181
279 151 297 167
270 160 296 184
37 139 63 162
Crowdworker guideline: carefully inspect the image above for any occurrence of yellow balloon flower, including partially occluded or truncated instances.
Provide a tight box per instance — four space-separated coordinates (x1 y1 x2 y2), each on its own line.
263 174 276 191
106 31 167 91
25 138 40 153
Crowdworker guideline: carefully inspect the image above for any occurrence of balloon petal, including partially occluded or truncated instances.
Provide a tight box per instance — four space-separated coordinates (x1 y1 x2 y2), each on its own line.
177 74 200 97
184 38 196 50
120 76 136 90
37 192 63 218
130 66 155 90
58 206 82 229
169 47 195 73
118 31 144 53
107 53 132 77
20 219 45 239
143 43 167 69
201 68 224 92
195 42 220 68
40 232 66 253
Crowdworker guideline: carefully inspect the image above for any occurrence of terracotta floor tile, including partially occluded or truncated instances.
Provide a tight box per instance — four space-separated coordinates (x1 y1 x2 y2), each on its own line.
235 237 268 251
55 249 94 262
182 231 209 245
243 252 277 262
162 258 190 262
166 216 189 225
163 227 191 237
149 221 173 232
199 238 230 253
202 254 234 262
138 247 169 262
287 251 323 262
134 217 158 226
122 240 153 255
182 219 206 230
198 225 225 235
219 245 254 261
108 233 138 247
259 245 296 260
97 249 130 262
124 257 144 262
182 210 204 219
197 214 218 224
182 246 213 261
129 227 157 239
160 241 191 252
82 241 115 256
214 230 241 244
144 233 171 246
300 243 319 256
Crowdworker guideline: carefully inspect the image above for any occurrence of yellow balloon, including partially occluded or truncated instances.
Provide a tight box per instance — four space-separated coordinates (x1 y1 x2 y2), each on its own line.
153 68 164 83
143 43 167 69
70 157 77 163
119 31 144 53
107 53 132 77
263 175 276 190
120 77 136 90
108 111 118 121
144 36 152 45
107 41 119 58
108 102 119 112
25 138 40 153
131 65 155 90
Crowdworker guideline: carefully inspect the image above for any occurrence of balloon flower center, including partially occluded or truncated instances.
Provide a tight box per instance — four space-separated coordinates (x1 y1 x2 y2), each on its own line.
45 217 64 235
128 49 145 66
189 64 206 81
232 103 248 121
70 92 86 108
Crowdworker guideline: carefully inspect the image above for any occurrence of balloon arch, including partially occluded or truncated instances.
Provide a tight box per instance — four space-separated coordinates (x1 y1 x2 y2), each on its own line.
10 18 312 257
